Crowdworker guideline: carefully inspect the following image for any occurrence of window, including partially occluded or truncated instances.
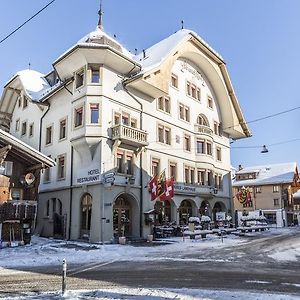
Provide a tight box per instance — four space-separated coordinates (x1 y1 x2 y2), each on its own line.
91 67 100 83
197 170 205 185
59 119 67 140
207 170 213 186
75 69 84 88
179 103 190 122
273 185 279 193
186 81 200 101
196 88 201 101
21 121 27 136
255 186 262 193
197 114 209 126
57 155 66 180
206 142 212 155
208 96 213 109
171 73 178 88
151 159 160 176
116 150 134 175
90 104 99 124
196 140 205 154
46 126 52 145
218 175 222 190
130 119 137 128
214 122 219 135
157 96 170 114
15 119 20 131
158 125 171 145
114 113 121 125
29 123 34 137
184 166 195 184
216 147 222 161
44 166 51 183
169 162 177 180
191 84 196 98
184 135 191 151
23 97 28 108
274 199 279 206
186 81 191 96
122 114 129 126
74 107 83 127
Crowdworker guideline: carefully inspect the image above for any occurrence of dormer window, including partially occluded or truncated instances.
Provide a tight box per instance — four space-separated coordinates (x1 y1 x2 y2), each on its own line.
75 69 84 89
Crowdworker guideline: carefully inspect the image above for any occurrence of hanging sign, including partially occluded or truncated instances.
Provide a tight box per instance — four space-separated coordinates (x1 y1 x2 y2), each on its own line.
25 173 35 185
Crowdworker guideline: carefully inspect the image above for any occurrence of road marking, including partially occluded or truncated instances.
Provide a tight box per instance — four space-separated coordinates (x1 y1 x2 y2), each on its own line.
245 280 271 284
281 282 300 288
68 259 118 276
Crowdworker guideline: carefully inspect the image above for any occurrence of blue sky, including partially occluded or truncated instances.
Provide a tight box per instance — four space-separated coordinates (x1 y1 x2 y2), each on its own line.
0 0 299 169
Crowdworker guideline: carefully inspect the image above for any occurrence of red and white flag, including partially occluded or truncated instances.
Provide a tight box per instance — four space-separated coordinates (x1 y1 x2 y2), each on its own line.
160 177 174 201
149 175 158 201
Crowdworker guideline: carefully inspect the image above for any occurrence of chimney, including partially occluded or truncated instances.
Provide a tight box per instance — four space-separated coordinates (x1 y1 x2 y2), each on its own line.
238 164 243 171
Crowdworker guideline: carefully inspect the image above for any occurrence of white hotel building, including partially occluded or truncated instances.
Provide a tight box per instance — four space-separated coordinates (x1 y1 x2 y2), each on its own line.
0 19 250 242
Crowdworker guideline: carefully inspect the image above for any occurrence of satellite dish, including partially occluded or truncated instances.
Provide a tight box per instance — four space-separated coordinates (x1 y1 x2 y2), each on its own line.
25 173 35 185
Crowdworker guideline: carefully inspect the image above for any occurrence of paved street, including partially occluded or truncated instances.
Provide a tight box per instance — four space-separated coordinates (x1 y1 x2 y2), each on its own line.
0 229 300 298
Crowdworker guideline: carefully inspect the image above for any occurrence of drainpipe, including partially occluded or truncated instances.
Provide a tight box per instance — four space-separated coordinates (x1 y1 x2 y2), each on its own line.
123 85 144 238
68 145 74 239
38 101 50 152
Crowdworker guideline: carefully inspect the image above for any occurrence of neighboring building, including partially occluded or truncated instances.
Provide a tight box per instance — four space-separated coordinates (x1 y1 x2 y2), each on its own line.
0 15 250 242
292 190 300 225
0 129 55 245
233 163 300 227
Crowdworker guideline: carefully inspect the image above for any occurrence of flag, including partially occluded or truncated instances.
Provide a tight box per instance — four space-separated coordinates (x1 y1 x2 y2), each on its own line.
160 177 174 201
149 175 158 201
157 170 166 197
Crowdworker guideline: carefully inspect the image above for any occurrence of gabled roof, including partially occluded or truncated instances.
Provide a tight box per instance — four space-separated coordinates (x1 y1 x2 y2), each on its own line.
134 29 224 74
0 128 55 168
233 162 298 187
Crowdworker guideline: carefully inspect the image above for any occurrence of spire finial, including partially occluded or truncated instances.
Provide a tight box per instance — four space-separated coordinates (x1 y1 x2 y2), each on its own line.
98 0 104 30
181 20 184 30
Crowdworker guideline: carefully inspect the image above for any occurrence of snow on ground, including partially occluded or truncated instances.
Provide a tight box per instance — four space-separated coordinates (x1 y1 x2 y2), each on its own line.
0 228 299 270
2 287 300 300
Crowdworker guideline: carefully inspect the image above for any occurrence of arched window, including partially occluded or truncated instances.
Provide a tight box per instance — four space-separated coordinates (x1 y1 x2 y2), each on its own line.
196 114 209 127
179 200 193 225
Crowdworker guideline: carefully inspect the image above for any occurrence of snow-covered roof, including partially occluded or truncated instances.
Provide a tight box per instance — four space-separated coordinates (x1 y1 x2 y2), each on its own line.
233 162 297 187
10 70 51 102
293 190 300 199
0 128 55 167
134 29 224 73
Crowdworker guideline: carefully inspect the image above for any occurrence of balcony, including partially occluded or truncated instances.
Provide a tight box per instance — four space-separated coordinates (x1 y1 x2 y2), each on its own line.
111 124 149 147
194 124 213 135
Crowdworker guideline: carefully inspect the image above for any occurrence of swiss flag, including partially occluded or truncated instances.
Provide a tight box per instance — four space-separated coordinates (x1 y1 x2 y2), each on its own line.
149 176 158 201
160 177 174 201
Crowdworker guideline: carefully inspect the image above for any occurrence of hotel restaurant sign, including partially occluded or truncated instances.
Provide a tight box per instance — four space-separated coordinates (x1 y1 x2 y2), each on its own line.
174 183 212 196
